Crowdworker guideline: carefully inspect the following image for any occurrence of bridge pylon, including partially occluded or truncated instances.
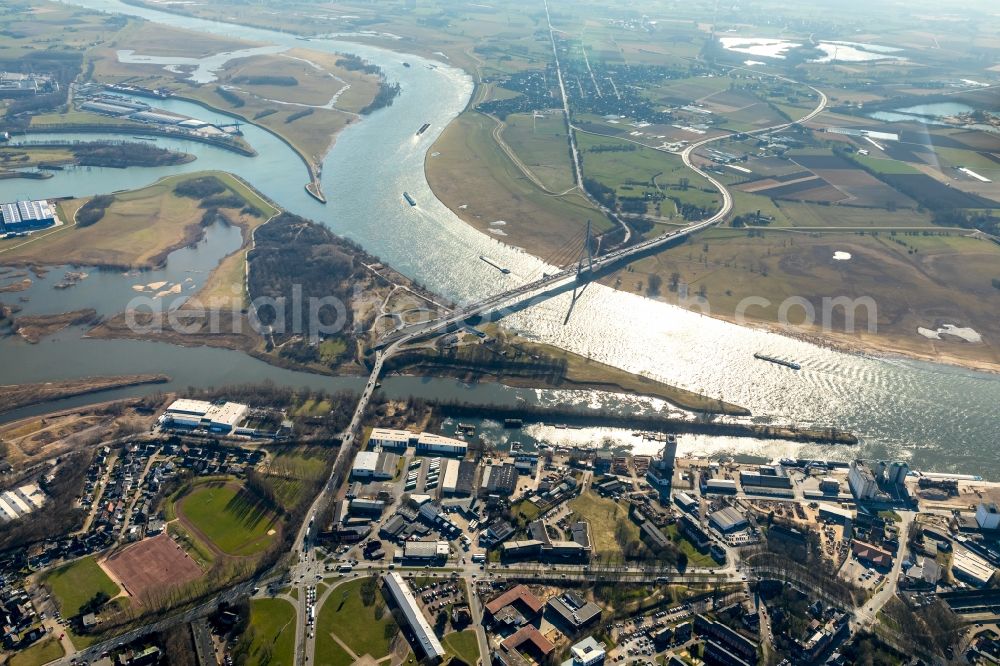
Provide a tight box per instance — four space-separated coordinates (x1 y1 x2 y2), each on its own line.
576 219 594 277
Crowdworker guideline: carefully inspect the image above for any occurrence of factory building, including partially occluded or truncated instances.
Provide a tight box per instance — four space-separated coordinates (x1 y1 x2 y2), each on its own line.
0 484 46 523
368 428 412 451
480 463 518 497
442 459 461 495
402 540 450 561
351 451 399 481
130 110 184 125
952 547 996 587
848 460 879 500
739 466 792 489
0 199 56 234
80 100 136 116
349 498 386 516
382 573 446 662
415 432 467 457
674 492 698 513
819 504 854 526
705 479 738 495
0 71 54 97
710 506 748 533
440 460 477 496
819 477 841 494
159 398 249 434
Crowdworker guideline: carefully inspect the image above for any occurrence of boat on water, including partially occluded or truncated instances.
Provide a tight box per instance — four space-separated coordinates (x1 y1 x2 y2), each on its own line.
402 62 411 68
132 136 157 141
403 192 416 206
416 122 430 136
754 352 801 370
479 255 511 274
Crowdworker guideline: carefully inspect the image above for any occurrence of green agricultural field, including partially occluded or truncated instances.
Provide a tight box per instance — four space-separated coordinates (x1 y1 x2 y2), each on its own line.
315 578 397 661
443 630 481 664
647 75 734 104
856 155 922 175
501 112 577 193
176 481 278 556
43 556 120 617
568 491 639 560
576 132 721 215
932 147 1000 178
237 598 296 666
9 637 65 666
770 200 934 228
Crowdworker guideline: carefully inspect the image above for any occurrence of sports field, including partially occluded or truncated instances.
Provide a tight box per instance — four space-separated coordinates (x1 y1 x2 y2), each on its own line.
43 555 120 617
175 481 279 557
104 533 203 603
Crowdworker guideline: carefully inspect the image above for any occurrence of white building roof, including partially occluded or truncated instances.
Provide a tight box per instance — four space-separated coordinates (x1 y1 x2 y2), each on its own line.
165 399 213 416
204 402 248 428
819 504 854 520
369 428 412 444
353 451 380 474
565 636 606 666
383 573 446 660
404 540 450 558
0 498 19 521
416 432 467 450
442 459 460 492
952 547 995 585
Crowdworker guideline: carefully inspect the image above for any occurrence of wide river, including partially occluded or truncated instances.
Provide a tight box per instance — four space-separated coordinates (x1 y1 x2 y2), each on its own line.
1 0 998 475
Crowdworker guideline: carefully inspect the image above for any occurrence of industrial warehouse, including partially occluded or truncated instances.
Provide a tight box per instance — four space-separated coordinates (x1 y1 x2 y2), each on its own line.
157 398 287 437
76 92 241 138
0 199 58 236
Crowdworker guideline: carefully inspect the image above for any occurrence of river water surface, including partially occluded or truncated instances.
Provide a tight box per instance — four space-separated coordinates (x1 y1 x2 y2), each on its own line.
1 0 998 475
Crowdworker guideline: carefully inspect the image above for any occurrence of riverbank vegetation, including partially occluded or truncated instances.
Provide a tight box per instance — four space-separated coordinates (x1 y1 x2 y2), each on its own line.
382 327 747 415
0 374 168 414
0 142 193 177
8 308 98 343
